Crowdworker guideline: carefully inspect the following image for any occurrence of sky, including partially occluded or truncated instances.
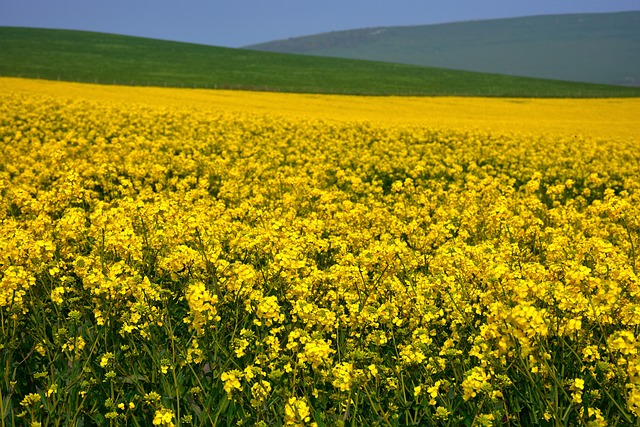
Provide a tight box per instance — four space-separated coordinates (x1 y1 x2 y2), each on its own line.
1 0 639 48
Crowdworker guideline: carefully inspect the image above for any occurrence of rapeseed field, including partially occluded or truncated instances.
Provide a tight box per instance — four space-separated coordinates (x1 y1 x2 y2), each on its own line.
1 78 640 426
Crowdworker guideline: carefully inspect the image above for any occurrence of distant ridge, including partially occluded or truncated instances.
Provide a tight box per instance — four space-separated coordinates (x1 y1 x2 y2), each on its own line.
1 26 640 97
246 11 640 87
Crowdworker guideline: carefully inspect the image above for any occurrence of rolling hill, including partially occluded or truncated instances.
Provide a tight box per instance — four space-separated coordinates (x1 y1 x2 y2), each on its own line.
1 26 640 97
247 11 640 87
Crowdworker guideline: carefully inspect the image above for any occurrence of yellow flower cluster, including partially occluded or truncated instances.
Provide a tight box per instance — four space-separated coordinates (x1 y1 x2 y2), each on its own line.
284 396 314 427
184 280 220 334
0 266 35 315
1 78 640 425
152 407 175 427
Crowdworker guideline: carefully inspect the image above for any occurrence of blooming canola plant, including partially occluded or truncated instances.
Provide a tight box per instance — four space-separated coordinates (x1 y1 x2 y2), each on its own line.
1 77 639 425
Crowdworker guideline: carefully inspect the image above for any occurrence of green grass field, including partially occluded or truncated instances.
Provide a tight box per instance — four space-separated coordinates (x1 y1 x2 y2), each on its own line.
248 11 640 87
2 27 640 97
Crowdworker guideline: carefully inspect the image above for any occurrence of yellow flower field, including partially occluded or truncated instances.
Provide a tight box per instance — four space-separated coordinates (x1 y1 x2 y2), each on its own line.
1 77 639 426
2 77 639 138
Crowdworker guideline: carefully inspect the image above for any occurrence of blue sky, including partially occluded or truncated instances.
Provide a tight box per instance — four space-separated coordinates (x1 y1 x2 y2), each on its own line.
1 0 638 47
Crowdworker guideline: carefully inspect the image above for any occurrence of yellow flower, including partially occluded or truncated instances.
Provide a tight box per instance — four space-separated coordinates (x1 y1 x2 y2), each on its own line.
184 281 220 335
367 364 379 377
50 286 66 305
461 367 491 401
0 266 35 313
220 370 243 395
609 331 637 356
100 352 114 368
35 343 46 356
254 295 283 326
399 343 426 365
46 384 58 397
413 385 422 398
152 407 175 427
250 380 272 408
300 338 334 369
20 393 41 407
573 378 585 391
331 362 354 392
143 391 161 405
233 338 249 358
284 396 311 426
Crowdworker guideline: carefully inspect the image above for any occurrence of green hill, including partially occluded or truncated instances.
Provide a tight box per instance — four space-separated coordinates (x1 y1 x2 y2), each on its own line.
247 11 640 87
1 26 640 97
